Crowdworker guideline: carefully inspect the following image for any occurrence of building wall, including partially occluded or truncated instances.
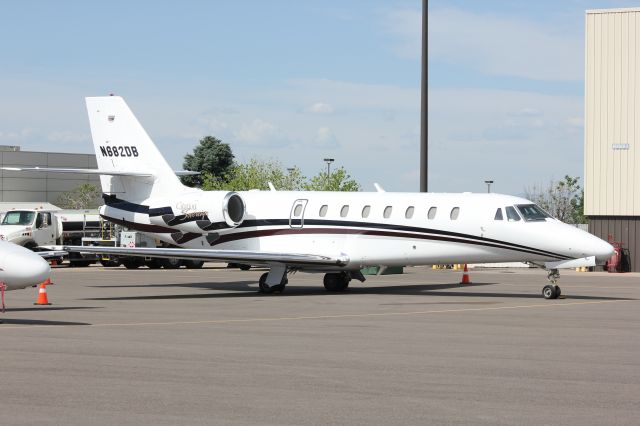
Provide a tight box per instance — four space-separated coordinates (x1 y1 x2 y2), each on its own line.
589 216 639 271
0 149 100 204
584 8 640 216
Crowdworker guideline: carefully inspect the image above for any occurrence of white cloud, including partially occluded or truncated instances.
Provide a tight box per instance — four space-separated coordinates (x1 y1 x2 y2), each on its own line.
428 8 583 81
313 127 339 149
0 128 35 142
382 8 422 59
307 102 335 114
232 119 291 148
382 6 583 81
46 130 89 143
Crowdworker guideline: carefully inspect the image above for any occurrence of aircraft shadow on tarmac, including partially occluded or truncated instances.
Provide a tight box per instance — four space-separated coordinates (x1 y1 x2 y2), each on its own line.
0 318 92 326
82 281 635 302
4 306 102 312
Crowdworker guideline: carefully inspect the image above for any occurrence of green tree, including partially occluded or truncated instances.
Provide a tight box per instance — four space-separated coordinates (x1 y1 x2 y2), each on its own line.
56 183 102 209
304 167 360 192
525 175 586 224
202 159 305 191
182 136 234 187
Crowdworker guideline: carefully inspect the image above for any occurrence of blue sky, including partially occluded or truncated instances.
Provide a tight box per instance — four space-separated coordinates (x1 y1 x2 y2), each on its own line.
1 0 638 194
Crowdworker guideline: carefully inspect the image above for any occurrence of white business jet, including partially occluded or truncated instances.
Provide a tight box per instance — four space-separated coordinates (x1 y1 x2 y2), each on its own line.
5 96 614 299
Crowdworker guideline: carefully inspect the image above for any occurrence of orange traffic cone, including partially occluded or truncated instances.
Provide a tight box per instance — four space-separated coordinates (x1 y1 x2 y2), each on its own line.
460 264 471 284
42 277 53 286
34 281 52 305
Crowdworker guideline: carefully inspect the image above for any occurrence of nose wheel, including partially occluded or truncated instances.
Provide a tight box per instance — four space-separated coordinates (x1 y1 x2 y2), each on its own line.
543 269 561 299
542 284 561 299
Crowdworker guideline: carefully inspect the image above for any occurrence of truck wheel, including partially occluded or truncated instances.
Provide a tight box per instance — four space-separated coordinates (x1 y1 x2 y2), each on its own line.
122 258 144 269
161 258 183 269
100 259 121 267
145 259 163 269
184 260 204 269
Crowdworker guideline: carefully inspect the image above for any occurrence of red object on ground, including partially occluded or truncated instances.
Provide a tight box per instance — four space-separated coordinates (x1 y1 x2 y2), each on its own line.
460 264 471 284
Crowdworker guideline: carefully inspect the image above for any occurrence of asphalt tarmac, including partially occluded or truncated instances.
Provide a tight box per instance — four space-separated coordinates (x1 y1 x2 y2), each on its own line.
0 264 638 425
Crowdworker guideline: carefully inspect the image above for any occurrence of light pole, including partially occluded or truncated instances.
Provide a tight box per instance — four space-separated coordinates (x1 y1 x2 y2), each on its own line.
484 180 494 193
324 158 334 178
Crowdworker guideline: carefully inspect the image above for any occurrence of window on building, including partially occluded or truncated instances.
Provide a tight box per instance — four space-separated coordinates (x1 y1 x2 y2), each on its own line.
450 207 460 220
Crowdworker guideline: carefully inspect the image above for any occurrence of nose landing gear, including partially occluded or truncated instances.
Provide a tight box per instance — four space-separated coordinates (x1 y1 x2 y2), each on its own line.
543 269 561 299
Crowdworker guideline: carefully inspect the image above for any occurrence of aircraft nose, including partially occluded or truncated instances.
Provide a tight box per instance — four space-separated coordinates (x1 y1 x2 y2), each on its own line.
593 238 615 265
5 252 50 288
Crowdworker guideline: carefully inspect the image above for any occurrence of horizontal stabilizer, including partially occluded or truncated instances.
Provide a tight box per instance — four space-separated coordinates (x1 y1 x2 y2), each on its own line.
1 166 153 177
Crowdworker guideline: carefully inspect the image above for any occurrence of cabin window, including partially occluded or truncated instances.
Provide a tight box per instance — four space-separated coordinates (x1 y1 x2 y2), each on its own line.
383 206 393 218
494 208 503 220
340 205 349 218
362 205 371 218
427 207 437 220
294 204 303 216
450 207 460 220
505 206 521 222
405 206 414 219
319 205 328 217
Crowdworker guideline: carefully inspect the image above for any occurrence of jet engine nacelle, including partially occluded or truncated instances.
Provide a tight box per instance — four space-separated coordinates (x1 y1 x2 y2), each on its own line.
148 191 246 234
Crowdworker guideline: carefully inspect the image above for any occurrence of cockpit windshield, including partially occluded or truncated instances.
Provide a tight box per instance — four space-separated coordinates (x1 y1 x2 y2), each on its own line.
1 211 36 226
515 204 551 222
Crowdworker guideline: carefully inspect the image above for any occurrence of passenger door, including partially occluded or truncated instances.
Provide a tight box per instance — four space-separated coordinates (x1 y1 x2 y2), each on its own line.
289 199 308 229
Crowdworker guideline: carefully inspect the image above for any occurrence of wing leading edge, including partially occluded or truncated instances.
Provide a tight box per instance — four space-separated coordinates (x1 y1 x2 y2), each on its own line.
63 246 350 268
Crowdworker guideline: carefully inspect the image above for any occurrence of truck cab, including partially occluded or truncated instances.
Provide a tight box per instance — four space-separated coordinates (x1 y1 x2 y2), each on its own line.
0 209 62 248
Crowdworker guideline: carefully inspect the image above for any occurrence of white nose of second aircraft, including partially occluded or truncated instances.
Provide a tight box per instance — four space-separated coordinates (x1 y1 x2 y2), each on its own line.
2 248 51 290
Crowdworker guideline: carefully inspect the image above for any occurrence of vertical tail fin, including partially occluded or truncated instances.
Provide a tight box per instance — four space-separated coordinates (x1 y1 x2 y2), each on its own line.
85 96 186 202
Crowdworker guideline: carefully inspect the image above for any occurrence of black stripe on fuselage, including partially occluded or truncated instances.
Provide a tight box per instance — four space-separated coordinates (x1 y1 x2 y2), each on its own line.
237 219 571 260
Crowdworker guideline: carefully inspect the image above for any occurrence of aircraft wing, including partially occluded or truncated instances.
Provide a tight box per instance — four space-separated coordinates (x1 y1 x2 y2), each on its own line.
63 246 350 268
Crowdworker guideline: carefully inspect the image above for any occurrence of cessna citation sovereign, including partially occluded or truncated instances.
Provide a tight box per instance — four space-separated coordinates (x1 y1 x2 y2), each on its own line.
6 96 614 299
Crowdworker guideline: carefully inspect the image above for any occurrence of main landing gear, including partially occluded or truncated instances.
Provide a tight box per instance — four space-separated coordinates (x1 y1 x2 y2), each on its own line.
542 268 561 299
256 269 365 294
258 272 288 294
323 272 351 292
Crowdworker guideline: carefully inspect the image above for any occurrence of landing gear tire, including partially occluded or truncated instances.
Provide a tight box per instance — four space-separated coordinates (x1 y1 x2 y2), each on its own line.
258 272 287 294
542 284 560 300
323 272 351 292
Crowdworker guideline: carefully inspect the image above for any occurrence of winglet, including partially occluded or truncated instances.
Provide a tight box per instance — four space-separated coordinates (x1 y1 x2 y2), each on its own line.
373 183 385 192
